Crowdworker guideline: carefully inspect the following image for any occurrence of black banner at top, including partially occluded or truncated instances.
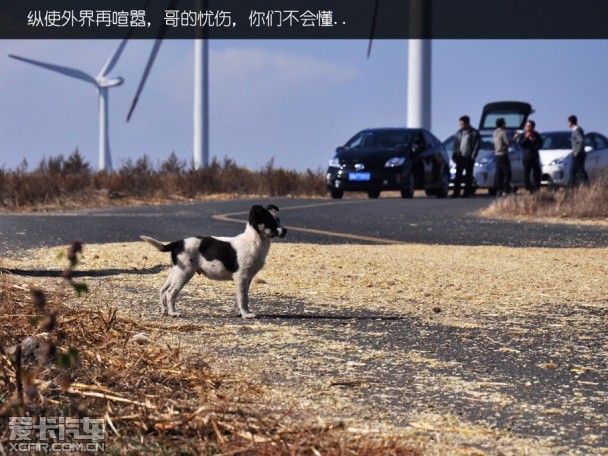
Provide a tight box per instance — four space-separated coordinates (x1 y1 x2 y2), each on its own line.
1 0 607 39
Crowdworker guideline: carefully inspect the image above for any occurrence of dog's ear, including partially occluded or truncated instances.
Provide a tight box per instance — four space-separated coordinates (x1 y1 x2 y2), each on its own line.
249 205 264 232
267 204 279 212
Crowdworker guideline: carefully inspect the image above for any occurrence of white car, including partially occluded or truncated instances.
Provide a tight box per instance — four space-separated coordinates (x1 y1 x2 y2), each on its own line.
544 146 608 186
541 131 608 185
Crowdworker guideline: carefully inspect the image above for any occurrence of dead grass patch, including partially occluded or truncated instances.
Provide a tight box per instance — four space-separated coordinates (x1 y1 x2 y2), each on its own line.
2 242 607 454
481 171 608 223
0 152 326 212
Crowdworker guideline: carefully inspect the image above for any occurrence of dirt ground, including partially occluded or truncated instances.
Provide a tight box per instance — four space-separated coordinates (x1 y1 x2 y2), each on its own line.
3 242 607 455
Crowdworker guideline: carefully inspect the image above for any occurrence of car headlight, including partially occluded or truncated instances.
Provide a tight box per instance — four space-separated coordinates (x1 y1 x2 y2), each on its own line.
475 158 490 167
328 157 341 168
385 157 406 168
549 157 567 166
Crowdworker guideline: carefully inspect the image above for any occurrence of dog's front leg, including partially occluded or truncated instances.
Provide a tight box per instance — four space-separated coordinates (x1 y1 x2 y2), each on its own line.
235 275 255 319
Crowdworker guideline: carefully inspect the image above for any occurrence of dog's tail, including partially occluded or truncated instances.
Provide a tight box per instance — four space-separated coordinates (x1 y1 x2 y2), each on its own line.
140 235 176 253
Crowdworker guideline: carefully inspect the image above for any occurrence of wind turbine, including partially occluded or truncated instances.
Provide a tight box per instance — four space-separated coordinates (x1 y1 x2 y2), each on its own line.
126 0 209 170
368 0 432 130
9 40 131 173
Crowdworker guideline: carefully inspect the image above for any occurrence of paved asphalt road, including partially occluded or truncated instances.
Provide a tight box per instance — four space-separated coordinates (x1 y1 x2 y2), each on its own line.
0 196 607 253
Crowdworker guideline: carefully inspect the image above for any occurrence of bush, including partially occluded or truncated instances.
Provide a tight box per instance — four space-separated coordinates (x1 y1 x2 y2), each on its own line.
0 152 326 210
483 168 608 220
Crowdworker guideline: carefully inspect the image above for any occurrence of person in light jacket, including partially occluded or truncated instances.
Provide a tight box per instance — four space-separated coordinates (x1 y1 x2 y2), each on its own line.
567 115 589 186
493 117 513 196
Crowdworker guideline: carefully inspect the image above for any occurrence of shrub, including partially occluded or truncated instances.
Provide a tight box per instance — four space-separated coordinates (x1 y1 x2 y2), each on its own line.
0 152 327 209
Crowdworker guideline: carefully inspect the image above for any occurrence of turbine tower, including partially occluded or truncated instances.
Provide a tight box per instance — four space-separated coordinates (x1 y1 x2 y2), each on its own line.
368 0 432 130
126 0 209 170
407 0 432 130
193 11 210 169
9 40 130 173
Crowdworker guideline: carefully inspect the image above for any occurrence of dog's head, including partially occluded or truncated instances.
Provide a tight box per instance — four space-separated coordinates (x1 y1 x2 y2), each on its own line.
248 204 287 239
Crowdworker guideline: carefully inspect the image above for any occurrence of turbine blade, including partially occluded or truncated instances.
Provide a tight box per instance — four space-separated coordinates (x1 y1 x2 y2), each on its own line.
367 0 380 58
127 0 179 121
98 39 129 78
9 54 96 84
126 39 162 122
98 0 153 77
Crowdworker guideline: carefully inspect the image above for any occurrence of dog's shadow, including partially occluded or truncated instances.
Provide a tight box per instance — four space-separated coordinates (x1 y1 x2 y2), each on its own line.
257 313 411 321
1 265 165 278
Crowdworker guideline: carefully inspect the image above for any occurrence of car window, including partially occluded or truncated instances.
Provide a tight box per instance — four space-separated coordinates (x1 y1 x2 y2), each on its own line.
541 133 571 150
479 136 494 150
481 112 526 130
593 134 608 149
422 131 435 148
584 135 595 150
345 132 368 149
443 135 455 151
370 131 412 149
346 130 413 150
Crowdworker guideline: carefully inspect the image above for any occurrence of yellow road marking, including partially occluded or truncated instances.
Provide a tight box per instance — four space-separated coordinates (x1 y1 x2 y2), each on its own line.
212 200 405 245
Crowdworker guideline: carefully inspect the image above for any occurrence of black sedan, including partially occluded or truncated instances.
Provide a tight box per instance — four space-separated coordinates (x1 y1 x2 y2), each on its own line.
325 128 450 199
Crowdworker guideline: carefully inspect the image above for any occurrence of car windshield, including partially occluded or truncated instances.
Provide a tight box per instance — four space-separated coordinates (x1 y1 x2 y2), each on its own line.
346 130 412 150
541 132 571 150
481 113 526 130
479 135 495 151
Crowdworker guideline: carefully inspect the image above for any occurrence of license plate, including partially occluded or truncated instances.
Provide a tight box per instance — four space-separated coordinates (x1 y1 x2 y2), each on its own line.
348 172 371 181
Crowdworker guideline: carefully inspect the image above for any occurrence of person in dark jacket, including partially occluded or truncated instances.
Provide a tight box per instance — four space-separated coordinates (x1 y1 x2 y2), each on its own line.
567 115 589 186
515 120 543 193
451 115 481 197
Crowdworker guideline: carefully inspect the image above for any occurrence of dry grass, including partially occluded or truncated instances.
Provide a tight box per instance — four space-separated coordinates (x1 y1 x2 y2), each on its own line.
0 151 326 211
482 170 608 222
0 271 420 455
3 241 607 454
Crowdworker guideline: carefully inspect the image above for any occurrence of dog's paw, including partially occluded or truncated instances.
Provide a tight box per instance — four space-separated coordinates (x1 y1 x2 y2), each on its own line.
241 312 257 319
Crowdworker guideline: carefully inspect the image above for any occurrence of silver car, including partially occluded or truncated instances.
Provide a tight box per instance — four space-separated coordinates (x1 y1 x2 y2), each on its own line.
471 101 533 195
472 137 525 195
544 140 608 187
540 131 608 185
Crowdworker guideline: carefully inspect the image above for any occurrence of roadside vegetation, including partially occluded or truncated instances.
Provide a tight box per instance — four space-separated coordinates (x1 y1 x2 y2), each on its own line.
482 170 608 221
0 150 326 211
0 242 418 455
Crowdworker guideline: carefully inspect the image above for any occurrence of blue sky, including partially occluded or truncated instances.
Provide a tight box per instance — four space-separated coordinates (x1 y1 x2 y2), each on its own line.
1 39 607 171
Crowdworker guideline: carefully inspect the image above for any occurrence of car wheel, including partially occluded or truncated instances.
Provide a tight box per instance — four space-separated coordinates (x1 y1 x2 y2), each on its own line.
367 190 380 199
488 187 497 196
330 188 344 199
435 170 449 198
400 173 415 198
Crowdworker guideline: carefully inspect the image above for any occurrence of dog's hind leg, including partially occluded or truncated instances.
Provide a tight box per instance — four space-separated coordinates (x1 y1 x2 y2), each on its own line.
235 275 255 319
166 269 195 317
159 270 174 315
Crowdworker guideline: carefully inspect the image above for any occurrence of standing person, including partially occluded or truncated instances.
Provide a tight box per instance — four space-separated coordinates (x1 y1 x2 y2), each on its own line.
516 120 543 194
567 115 589 186
493 117 513 196
452 115 481 198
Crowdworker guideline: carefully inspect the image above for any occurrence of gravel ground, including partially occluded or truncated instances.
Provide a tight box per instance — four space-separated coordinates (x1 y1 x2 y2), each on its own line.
3 241 607 455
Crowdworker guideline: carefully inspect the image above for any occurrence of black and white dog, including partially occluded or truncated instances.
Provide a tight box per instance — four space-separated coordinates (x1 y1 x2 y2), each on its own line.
141 204 286 319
